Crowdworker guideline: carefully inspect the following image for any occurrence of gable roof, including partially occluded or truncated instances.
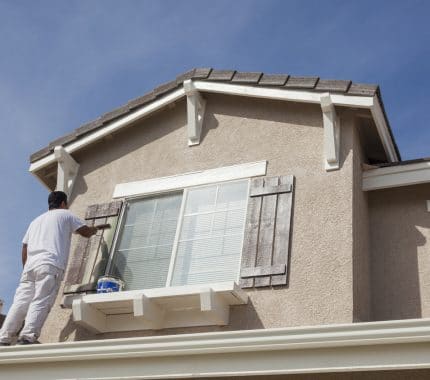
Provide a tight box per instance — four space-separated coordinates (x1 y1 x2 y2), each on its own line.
29 67 400 164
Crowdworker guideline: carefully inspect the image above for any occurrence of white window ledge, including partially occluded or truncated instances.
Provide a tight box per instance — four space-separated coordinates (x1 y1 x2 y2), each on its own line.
71 281 248 333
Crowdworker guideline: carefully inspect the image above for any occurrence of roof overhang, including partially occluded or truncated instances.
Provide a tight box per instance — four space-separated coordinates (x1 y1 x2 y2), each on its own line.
363 161 430 191
2 318 430 379
28 81 400 189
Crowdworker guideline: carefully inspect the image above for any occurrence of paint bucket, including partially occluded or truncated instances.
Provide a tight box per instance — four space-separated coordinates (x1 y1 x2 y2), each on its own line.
97 276 125 293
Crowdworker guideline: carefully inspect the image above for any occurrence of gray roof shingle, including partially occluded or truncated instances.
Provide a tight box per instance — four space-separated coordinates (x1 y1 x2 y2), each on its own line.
30 67 397 163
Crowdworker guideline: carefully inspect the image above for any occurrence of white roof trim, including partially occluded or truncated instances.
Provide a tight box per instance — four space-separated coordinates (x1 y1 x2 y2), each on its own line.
29 87 186 173
2 318 430 379
29 81 399 176
363 161 430 191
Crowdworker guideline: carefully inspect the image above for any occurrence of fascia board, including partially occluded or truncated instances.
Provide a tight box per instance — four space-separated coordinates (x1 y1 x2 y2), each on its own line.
363 161 430 191
194 80 375 108
2 319 430 379
28 87 186 173
28 82 398 177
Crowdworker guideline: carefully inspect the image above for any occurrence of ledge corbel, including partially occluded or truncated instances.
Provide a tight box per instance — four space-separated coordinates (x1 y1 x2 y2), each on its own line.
54 146 79 198
72 298 106 333
320 94 340 171
200 287 229 325
183 79 206 146
133 294 165 329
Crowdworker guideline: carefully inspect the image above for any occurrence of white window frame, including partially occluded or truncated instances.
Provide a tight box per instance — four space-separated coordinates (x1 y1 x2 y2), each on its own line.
106 178 251 289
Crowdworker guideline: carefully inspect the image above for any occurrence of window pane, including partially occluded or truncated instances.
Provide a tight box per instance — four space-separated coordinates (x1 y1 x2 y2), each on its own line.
184 186 216 214
110 193 182 290
171 180 248 286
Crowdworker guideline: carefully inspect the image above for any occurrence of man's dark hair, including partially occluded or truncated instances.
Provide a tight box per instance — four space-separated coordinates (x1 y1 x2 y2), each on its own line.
48 191 68 210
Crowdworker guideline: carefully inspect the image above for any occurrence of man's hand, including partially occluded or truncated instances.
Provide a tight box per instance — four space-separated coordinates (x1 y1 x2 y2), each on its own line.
76 225 98 238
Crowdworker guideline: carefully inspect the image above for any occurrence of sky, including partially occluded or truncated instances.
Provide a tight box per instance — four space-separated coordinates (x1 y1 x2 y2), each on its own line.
0 0 429 313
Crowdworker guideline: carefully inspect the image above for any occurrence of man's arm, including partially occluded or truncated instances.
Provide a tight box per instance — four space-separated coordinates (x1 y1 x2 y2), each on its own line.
76 225 99 238
22 244 27 267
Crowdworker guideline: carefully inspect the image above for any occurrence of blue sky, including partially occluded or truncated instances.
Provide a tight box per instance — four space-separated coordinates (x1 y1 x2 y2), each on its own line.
0 0 429 313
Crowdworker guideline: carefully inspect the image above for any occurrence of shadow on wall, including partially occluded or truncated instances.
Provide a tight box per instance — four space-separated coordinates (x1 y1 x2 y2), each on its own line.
58 298 264 342
370 184 430 321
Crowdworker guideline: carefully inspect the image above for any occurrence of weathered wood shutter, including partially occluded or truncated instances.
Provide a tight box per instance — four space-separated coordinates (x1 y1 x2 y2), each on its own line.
63 200 123 295
240 175 294 288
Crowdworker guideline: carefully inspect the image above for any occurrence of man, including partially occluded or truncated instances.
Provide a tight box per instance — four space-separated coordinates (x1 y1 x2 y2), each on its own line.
0 191 98 346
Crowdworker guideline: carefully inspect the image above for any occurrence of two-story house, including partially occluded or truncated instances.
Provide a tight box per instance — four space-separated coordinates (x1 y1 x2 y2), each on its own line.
2 68 430 379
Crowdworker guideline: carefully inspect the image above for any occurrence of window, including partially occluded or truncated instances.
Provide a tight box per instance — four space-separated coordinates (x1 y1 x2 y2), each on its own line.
107 180 249 290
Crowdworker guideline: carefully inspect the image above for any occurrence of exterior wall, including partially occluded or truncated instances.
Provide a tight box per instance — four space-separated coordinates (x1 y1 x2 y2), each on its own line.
369 183 430 321
41 93 359 342
352 118 371 322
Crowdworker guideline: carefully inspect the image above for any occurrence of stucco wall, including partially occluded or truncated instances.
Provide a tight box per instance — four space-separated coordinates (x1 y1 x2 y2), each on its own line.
352 119 371 322
41 93 359 342
369 183 430 321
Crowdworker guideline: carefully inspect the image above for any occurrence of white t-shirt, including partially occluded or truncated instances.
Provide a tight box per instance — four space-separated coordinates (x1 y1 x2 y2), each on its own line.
22 209 85 272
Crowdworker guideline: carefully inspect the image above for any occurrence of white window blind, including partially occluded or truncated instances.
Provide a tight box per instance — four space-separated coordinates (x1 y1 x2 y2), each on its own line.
109 180 248 290
171 181 248 286
110 193 182 290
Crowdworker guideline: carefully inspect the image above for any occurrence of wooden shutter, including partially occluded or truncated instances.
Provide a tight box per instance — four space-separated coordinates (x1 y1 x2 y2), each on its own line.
240 175 294 288
63 200 123 295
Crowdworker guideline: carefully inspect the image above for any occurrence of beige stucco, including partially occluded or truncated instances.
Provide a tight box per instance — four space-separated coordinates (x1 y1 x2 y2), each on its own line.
41 93 365 342
352 118 371 322
369 183 430 321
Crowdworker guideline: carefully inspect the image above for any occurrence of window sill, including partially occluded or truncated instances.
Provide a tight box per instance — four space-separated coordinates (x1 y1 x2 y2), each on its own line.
71 282 248 333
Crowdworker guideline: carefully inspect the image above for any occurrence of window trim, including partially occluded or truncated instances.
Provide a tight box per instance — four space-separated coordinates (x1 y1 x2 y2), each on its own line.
106 178 251 290
112 161 267 199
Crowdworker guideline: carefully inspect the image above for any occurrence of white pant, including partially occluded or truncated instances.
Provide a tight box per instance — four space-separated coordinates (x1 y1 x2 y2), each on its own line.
0 264 63 344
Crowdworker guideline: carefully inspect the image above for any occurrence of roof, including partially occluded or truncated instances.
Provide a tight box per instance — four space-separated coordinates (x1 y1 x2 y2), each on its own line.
30 67 400 163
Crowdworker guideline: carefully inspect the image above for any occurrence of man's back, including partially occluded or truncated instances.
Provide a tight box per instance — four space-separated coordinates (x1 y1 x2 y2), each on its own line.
23 209 84 273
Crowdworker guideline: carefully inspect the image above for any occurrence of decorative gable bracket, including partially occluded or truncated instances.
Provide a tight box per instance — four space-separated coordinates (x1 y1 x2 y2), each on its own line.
54 146 79 198
183 79 206 146
320 94 340 171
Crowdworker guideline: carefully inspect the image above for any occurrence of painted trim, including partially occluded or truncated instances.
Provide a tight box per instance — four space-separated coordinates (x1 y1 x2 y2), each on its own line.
112 161 267 198
320 93 340 171
2 318 430 379
194 80 375 107
70 281 248 333
28 81 399 179
183 79 206 146
54 146 79 198
28 87 185 173
363 161 430 191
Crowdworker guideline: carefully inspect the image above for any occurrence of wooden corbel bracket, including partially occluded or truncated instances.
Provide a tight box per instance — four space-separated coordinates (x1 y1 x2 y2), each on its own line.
54 145 79 198
320 94 341 171
183 79 206 146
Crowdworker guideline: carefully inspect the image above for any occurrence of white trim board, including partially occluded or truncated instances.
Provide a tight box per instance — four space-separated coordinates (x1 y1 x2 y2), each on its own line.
363 161 430 191
71 282 248 333
29 87 186 173
113 161 267 198
28 81 399 178
3 318 430 379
